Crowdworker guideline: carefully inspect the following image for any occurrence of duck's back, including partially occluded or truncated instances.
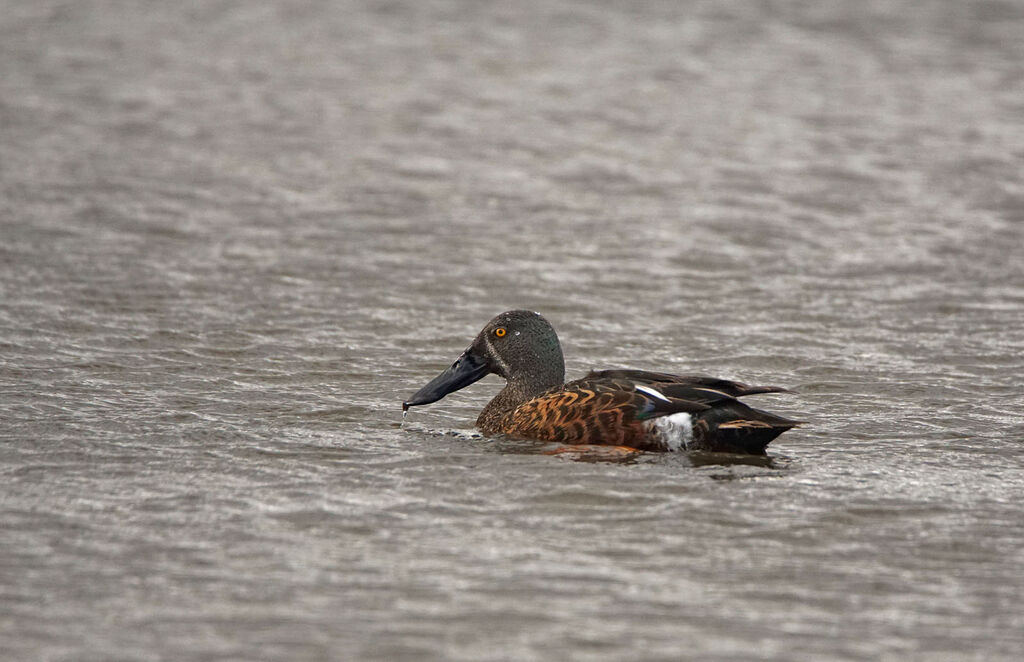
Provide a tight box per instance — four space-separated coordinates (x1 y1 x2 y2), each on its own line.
495 369 799 454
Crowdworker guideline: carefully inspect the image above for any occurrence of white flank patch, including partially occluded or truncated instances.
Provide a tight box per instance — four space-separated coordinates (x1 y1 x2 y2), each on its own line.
635 385 670 402
650 412 693 452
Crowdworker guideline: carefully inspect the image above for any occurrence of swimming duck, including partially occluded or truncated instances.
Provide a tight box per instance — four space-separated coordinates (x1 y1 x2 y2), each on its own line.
403 310 799 454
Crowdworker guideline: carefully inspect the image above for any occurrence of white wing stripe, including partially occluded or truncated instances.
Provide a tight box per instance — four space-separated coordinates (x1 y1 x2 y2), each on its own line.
635 385 670 402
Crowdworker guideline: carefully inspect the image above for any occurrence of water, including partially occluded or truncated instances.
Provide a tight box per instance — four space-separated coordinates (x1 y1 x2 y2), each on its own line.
2 1 1023 660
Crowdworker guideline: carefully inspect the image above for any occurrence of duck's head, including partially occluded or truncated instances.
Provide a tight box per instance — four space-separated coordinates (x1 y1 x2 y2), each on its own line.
403 310 565 410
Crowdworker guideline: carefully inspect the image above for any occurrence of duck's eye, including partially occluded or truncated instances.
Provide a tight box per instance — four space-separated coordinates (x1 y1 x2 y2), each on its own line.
494 327 507 337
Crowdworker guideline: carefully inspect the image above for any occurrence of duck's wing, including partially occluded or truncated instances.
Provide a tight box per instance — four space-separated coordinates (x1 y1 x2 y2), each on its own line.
585 368 789 398
583 370 801 454
502 377 709 446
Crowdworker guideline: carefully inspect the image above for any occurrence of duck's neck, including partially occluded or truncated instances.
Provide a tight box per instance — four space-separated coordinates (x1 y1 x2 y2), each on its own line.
477 372 564 433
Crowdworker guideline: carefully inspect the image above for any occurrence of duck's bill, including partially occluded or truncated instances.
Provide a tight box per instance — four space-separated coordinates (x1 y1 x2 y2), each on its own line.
402 349 489 411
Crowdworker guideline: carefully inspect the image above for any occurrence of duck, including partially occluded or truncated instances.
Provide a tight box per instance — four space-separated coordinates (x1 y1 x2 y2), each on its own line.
402 310 800 454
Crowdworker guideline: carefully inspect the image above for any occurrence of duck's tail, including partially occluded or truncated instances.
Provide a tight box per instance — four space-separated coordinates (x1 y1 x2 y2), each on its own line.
692 401 802 455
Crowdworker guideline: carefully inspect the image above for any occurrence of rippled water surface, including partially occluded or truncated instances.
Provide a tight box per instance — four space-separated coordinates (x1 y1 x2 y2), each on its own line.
3 1 1024 660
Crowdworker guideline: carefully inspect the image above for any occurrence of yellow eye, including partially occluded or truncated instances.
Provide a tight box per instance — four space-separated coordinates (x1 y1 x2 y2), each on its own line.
494 327 506 337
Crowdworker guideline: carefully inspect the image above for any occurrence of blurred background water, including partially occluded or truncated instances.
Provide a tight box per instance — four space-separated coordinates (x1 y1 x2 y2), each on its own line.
2 1 1023 660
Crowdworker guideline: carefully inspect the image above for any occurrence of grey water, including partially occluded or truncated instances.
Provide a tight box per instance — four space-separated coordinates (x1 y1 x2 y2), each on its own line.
2 1 1023 660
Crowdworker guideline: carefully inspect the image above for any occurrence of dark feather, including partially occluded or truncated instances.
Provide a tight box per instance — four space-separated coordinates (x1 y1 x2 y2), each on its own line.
689 400 801 455
585 369 790 397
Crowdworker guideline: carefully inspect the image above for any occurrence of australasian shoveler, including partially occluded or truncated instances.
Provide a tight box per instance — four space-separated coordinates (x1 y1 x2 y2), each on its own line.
402 310 801 454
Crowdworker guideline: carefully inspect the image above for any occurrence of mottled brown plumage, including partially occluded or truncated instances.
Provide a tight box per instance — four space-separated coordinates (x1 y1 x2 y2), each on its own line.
492 380 651 446
404 311 801 454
